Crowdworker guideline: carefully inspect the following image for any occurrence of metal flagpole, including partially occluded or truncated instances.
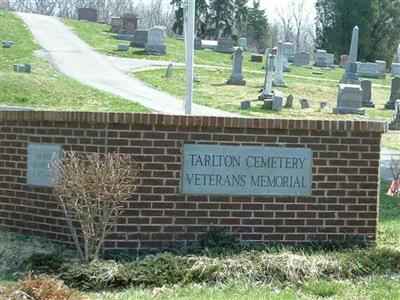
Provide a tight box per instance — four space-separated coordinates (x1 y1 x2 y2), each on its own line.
184 0 195 115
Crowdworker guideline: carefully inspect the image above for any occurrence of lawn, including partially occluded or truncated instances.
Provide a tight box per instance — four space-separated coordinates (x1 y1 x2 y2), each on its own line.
63 17 396 87
1 183 400 300
0 12 148 113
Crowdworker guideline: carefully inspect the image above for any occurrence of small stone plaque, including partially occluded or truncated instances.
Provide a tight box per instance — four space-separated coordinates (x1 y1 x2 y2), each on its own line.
182 144 312 196
27 143 61 187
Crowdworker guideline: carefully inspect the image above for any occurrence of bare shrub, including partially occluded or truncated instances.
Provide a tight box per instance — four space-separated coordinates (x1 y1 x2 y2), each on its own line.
52 151 139 262
0 275 81 300
388 156 400 197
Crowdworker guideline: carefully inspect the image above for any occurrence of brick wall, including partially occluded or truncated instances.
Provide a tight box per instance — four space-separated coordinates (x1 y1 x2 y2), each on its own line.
0 111 387 251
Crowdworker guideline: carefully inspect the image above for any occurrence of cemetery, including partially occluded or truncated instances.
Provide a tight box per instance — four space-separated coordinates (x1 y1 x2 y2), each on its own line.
1 0 400 299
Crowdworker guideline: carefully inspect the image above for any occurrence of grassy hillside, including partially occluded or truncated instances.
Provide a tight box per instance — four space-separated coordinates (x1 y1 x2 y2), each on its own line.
0 11 148 112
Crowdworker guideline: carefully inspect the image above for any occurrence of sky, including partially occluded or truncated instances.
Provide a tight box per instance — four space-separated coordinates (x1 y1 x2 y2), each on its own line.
260 0 317 22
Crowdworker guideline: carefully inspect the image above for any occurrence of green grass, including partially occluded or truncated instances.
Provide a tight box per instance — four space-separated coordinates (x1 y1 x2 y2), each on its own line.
63 17 397 88
0 12 148 112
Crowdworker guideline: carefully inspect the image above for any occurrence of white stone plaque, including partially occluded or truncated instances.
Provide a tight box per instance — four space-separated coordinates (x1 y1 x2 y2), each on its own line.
182 144 313 196
27 143 61 187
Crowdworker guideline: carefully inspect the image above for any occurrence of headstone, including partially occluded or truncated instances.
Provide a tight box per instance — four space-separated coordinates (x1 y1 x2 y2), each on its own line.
2 40 14 48
341 62 360 84
216 38 233 53
300 99 310 109
117 44 129 51
312 71 323 75
284 94 293 108
77 8 98 22
282 42 295 62
314 50 328 67
293 52 310 66
154 26 167 37
340 54 349 68
201 40 218 51
272 94 283 111
145 27 166 55
251 54 263 62
273 41 287 87
357 63 381 78
348 26 359 65
392 63 400 77
259 54 274 99
241 100 251 109
13 63 31 73
238 37 247 51
263 99 273 110
326 53 335 67
27 143 61 187
360 80 375 107
385 76 400 110
117 34 134 41
121 13 139 35
165 63 173 78
111 17 122 33
389 99 400 130
227 47 245 85
375 60 386 77
282 56 291 72
132 29 148 48
333 83 365 115
194 37 202 50
320 101 329 111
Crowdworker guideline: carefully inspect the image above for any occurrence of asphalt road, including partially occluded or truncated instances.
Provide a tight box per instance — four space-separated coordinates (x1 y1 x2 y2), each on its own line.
17 12 233 116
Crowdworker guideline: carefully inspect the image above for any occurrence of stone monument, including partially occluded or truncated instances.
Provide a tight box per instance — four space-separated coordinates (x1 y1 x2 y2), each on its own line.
121 13 139 35
194 37 202 50
385 76 400 110
284 94 293 108
282 42 295 62
166 63 173 78
314 50 328 67
273 41 287 87
117 44 129 51
300 99 310 109
326 53 335 67
333 84 365 115
375 60 386 77
216 38 234 53
392 63 400 77
293 52 310 66
111 17 122 33
389 100 400 130
227 47 245 85
145 27 166 55
132 29 148 48
77 8 98 22
341 26 361 84
340 55 349 68
360 80 375 107
238 37 247 51
259 54 274 99
357 63 381 78
251 54 263 62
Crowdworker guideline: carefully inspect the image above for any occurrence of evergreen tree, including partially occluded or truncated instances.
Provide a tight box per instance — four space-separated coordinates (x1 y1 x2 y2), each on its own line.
207 0 235 39
246 0 269 52
315 0 400 62
171 0 208 37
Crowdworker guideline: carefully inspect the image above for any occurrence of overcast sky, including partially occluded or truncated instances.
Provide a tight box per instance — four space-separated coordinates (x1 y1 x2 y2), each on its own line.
260 0 317 22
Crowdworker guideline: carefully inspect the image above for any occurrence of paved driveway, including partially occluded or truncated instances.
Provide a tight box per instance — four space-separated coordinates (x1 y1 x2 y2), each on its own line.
17 12 234 116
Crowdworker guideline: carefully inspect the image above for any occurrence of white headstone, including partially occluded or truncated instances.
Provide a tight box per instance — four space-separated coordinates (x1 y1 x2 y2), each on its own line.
273 41 287 87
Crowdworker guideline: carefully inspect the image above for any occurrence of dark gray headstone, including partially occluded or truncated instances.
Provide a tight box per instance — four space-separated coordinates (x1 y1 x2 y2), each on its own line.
284 94 293 108
293 52 310 66
165 63 173 78
117 44 129 51
132 29 148 48
389 99 400 130
241 100 251 109
385 76 400 110
250 54 263 63
117 34 134 41
216 38 234 53
300 99 310 109
263 99 273 110
361 80 375 107
77 7 98 22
